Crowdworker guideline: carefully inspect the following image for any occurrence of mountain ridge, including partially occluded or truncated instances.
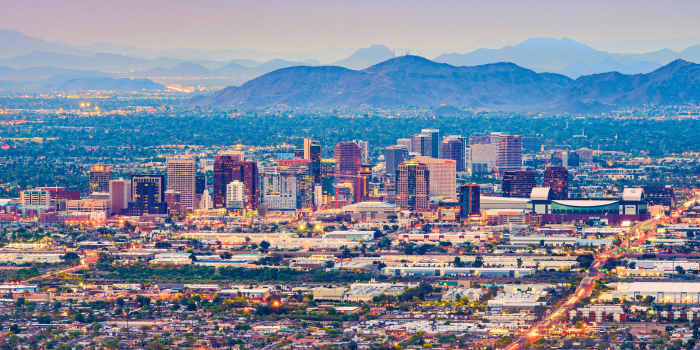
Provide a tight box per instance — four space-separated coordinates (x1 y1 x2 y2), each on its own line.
190 56 700 114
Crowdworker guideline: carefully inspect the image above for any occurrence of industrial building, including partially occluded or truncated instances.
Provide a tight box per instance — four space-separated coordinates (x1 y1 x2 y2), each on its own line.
441 287 482 302
382 266 533 278
612 282 700 303
487 291 546 312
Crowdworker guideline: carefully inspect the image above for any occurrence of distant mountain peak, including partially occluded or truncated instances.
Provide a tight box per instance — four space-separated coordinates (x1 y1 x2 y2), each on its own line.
331 44 396 70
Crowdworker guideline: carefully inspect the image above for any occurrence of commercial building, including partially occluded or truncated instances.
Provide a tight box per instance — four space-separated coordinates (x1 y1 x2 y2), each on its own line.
322 230 375 241
66 199 111 220
469 135 490 145
396 160 430 211
470 143 498 173
313 287 346 301
344 283 406 302
195 175 206 194
487 291 546 312
459 184 480 217
126 175 167 215
89 164 112 193
164 190 182 215
338 201 400 221
441 138 464 172
612 282 700 303
334 142 362 176
231 161 259 210
213 155 238 208
509 236 578 247
441 288 482 302
502 171 536 198
276 160 314 209
498 134 522 172
20 189 51 206
261 171 298 211
37 187 80 201
167 156 196 211
641 185 676 210
543 166 568 200
414 156 456 198
199 190 213 210
109 179 131 215
528 187 648 224
152 252 193 265
382 266 533 278
385 145 409 176
321 159 336 198
226 180 244 209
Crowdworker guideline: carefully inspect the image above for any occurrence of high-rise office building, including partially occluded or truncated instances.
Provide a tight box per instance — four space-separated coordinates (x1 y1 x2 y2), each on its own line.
355 140 369 164
422 129 440 158
411 129 440 158
307 140 322 185
261 171 298 211
226 180 245 209
109 179 132 215
166 156 196 211
321 159 337 198
501 170 536 198
164 190 182 215
213 155 237 208
544 166 569 200
130 174 165 204
89 164 112 193
397 138 412 151
231 161 259 210
396 160 430 211
522 136 543 152
126 175 167 215
196 175 206 194
469 135 490 146
276 160 314 209
470 143 498 173
414 156 457 198
441 138 464 172
385 145 408 176
334 142 362 176
412 133 432 157
459 184 480 217
498 134 522 173
303 138 314 160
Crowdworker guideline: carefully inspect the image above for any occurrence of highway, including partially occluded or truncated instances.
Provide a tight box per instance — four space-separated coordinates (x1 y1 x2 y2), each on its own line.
23 254 99 284
506 218 659 350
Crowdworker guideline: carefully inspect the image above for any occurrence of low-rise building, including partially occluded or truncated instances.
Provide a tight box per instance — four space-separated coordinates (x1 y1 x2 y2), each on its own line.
383 266 533 278
487 291 546 312
612 282 700 303
313 287 346 301
152 252 193 265
570 305 626 322
441 288 482 302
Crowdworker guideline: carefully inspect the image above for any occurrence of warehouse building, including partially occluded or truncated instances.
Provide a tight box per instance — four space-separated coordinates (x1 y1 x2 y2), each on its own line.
382 266 533 278
612 282 700 303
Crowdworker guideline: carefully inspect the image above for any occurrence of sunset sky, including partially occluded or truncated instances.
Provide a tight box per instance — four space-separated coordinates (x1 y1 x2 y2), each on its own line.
4 0 700 52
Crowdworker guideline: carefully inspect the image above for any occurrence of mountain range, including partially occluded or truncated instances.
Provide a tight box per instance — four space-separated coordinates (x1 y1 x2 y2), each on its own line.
189 56 700 114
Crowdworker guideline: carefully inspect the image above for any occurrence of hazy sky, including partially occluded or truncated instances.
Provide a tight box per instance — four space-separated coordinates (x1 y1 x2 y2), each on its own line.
4 0 700 52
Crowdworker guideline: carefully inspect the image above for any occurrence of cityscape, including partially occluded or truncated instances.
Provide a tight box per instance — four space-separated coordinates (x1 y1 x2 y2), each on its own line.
3 1 700 350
